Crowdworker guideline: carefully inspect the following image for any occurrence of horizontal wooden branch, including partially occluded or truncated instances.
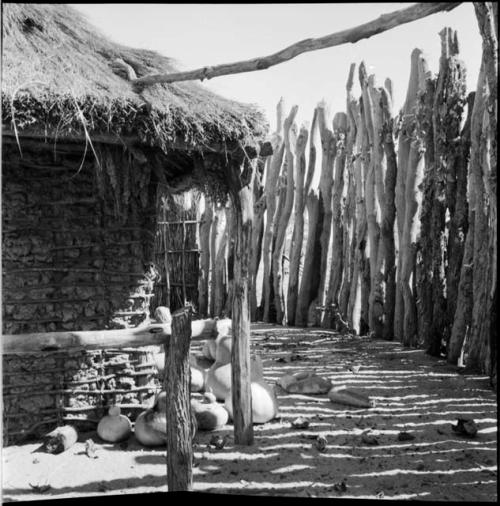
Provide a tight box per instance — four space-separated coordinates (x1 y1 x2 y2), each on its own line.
2 319 217 354
133 2 461 87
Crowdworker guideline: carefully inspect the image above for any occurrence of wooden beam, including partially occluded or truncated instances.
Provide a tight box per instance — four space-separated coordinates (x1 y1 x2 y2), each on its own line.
166 307 193 491
132 3 461 87
2 319 217 354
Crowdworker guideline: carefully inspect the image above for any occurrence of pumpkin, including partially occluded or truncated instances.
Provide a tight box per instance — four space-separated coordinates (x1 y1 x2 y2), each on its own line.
97 406 132 443
225 381 278 424
191 392 229 431
205 355 263 401
154 306 172 323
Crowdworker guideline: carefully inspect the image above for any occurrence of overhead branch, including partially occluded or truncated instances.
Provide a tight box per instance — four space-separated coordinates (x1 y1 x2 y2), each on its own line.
132 2 461 88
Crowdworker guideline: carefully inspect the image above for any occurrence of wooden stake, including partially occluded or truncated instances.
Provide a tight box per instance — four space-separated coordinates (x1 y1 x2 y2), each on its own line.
166 307 193 491
198 197 213 317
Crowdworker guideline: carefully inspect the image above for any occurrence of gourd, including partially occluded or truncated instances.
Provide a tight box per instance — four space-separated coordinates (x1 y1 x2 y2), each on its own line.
225 380 278 424
215 318 232 337
190 355 206 392
202 339 217 361
97 406 132 443
214 334 232 365
154 306 172 323
134 392 167 447
191 392 229 431
205 355 264 401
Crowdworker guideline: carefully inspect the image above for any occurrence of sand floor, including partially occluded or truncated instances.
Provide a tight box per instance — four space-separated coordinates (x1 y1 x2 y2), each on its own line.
2 324 497 501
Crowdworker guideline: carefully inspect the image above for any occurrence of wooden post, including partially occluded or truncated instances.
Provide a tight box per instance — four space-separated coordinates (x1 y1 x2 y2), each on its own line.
226 157 256 445
262 99 286 322
272 105 299 324
249 161 266 321
338 67 357 324
198 197 213 317
323 112 348 328
165 307 193 491
287 125 309 325
394 48 427 343
312 103 337 326
380 84 397 341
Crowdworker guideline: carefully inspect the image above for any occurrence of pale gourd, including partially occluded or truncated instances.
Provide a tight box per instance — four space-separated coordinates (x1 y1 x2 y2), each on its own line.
225 381 278 424
134 410 166 447
214 334 232 365
154 306 172 323
205 355 264 401
97 406 132 443
191 392 229 431
190 356 206 392
202 339 217 361
215 318 232 337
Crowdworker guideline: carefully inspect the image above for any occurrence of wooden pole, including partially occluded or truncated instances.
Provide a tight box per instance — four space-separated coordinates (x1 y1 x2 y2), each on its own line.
198 197 213 317
313 103 337 326
166 307 193 491
272 106 299 324
226 157 256 446
262 99 286 322
323 112 348 328
287 125 309 325
133 3 461 87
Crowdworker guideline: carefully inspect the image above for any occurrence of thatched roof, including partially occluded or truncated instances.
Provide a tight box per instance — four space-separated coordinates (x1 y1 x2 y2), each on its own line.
1 3 268 154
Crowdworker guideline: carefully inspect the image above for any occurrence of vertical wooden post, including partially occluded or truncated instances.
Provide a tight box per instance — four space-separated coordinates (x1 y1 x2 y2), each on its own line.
165 307 193 491
287 125 309 325
198 197 213 317
272 105 299 324
262 99 286 323
226 157 255 445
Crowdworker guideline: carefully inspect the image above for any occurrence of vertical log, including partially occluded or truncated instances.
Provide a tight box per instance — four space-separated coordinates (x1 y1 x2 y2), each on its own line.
224 205 235 317
312 103 337 326
198 197 213 317
166 307 193 491
226 157 256 445
347 90 368 334
262 99 286 322
394 48 426 342
212 205 228 317
296 189 321 326
287 125 309 325
272 106 299 324
250 162 266 321
323 112 347 328
380 84 397 341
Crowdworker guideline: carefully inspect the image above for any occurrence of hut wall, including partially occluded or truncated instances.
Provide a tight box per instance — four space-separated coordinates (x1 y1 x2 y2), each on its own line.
2 141 160 444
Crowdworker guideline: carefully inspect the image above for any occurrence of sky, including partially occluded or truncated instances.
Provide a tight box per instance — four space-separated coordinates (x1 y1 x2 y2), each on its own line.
73 3 482 132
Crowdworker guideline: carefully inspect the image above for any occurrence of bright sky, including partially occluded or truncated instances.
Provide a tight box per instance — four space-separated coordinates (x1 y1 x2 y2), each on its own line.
73 3 482 132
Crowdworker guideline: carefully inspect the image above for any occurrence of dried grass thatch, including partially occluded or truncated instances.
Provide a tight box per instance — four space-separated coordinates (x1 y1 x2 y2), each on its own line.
1 4 268 154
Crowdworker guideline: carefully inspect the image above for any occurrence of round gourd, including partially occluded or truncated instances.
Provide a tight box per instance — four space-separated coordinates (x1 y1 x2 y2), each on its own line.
97 406 132 443
191 398 229 431
215 318 232 337
205 355 264 401
225 382 278 424
134 410 166 447
214 335 232 365
191 366 205 392
202 340 217 361
154 306 172 323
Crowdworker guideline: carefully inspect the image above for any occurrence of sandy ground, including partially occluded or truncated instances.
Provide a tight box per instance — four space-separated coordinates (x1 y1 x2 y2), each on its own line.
2 324 497 502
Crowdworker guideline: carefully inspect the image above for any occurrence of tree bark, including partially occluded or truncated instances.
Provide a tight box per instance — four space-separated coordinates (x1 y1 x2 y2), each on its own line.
210 204 228 317
262 99 286 323
197 198 213 317
287 125 309 325
166 307 193 491
272 106 299 324
226 157 256 446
